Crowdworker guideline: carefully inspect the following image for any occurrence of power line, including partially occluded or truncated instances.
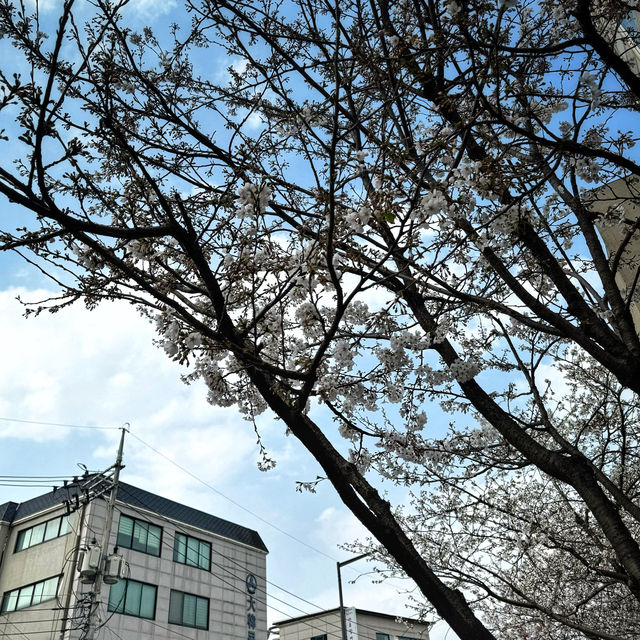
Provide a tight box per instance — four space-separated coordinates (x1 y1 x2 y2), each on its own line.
128 431 339 562
111 494 389 640
0 417 117 430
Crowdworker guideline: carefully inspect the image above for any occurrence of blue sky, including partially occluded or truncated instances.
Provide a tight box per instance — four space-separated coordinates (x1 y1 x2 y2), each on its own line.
0 1 459 638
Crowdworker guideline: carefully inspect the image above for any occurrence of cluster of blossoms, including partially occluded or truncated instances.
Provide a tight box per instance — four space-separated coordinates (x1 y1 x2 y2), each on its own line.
156 312 201 357
345 205 372 233
580 72 602 107
126 239 156 261
236 181 272 218
71 242 103 271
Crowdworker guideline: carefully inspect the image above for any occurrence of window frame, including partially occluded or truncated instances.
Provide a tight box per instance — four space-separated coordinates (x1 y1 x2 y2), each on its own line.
116 514 162 557
173 531 211 571
14 515 71 553
310 635 327 640
0 575 61 614
168 589 209 630
107 578 157 620
376 634 391 640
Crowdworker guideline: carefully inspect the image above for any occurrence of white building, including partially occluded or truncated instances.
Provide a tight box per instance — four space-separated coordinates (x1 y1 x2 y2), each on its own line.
0 476 267 639
272 607 430 640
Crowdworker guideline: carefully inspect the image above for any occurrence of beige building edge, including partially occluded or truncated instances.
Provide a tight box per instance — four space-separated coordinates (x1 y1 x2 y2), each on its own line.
0 478 267 639
272 607 430 640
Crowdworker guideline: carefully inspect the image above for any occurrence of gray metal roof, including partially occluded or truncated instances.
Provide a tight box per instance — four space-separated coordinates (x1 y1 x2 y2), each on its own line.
117 482 267 552
0 478 267 552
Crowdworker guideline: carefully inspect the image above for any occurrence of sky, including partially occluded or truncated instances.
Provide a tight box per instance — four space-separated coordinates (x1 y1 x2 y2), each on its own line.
0 1 458 639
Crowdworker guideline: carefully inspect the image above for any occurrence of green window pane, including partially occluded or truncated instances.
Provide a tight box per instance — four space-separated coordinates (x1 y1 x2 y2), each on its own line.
17 585 34 610
199 541 211 570
146 524 161 556
108 581 126 613
183 594 196 626
59 516 71 536
132 521 149 553
15 529 29 551
30 523 46 546
186 537 199 566
168 591 183 624
376 634 390 640
174 533 186 563
31 581 45 605
2 591 18 613
124 580 142 616
41 577 59 603
43 518 59 542
139 584 156 619
116 515 134 548
195 596 208 629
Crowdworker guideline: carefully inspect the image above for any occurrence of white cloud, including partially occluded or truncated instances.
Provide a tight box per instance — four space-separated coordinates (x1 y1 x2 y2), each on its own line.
0 287 257 489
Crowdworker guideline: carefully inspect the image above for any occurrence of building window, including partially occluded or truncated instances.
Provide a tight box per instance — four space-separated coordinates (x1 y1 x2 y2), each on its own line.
398 637 420 640
376 634 390 640
1 575 61 614
310 636 327 640
14 515 71 552
173 532 211 571
116 514 162 557
168 589 209 630
107 579 157 620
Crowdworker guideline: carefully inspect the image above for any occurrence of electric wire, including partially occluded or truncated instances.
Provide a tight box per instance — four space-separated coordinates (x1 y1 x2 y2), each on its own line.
111 497 393 640
0 417 117 430
0 422 415 634
127 431 339 562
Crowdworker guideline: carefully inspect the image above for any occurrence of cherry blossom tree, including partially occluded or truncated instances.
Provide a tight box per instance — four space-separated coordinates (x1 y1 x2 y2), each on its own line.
1 0 640 637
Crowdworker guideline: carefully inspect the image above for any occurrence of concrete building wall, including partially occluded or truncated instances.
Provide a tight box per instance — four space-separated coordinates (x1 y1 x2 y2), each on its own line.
0 492 267 640
0 504 81 639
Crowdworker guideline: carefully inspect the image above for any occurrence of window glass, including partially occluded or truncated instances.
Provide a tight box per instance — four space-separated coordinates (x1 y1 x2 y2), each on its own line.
116 515 134 548
41 577 59 603
195 597 209 630
124 580 142 616
132 521 149 553
17 585 34 610
146 523 161 556
183 593 196 626
59 516 71 536
173 533 186 563
1 591 18 614
311 635 327 640
186 537 199 566
117 515 161 556
15 528 30 551
169 590 208 630
199 541 211 569
140 584 156 619
376 634 390 640
43 518 59 542
29 523 46 546
173 532 210 570
108 579 156 620
108 580 126 613
1 576 60 613
168 590 183 623
15 515 71 552
31 581 45 604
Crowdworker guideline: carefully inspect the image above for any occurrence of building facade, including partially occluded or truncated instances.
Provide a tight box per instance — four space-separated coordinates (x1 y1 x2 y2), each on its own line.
273 607 430 640
0 477 267 639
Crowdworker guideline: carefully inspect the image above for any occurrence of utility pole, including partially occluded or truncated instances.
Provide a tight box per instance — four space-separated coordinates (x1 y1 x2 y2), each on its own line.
84 426 127 640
